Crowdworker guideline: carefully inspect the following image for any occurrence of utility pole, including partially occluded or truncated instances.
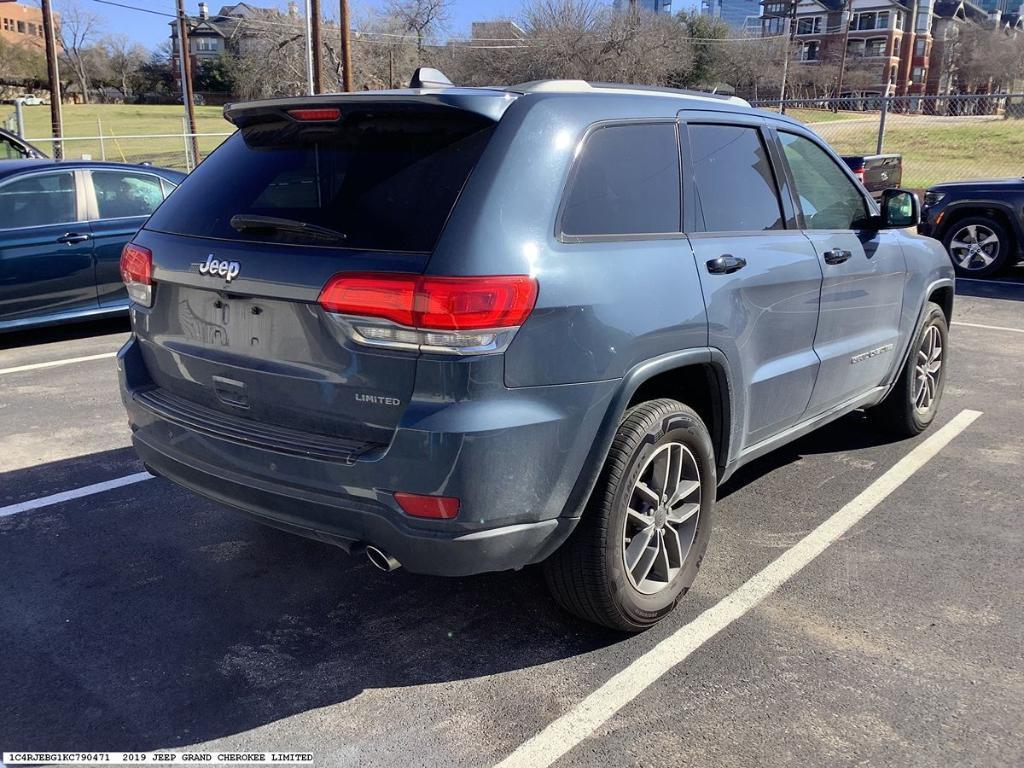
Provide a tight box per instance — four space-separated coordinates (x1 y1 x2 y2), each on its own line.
339 0 353 91
899 0 921 99
310 0 323 93
778 0 797 112
303 0 314 94
41 0 63 160
175 0 200 165
835 0 853 102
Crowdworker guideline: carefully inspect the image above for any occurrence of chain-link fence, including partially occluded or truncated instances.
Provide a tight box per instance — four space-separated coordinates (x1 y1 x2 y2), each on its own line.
22 131 233 172
6 92 1023 186
752 93 1024 190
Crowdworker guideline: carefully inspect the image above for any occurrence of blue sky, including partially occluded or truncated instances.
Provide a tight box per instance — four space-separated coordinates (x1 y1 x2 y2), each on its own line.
67 0 700 52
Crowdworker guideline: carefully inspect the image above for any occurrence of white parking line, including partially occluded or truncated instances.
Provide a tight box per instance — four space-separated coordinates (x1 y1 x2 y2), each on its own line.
952 321 1024 334
0 352 116 376
495 408 983 768
0 472 153 519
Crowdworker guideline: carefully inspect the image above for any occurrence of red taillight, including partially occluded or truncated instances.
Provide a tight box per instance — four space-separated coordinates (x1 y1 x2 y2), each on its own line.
287 107 341 121
394 492 460 520
120 243 153 307
120 242 152 285
318 273 538 331
853 168 866 184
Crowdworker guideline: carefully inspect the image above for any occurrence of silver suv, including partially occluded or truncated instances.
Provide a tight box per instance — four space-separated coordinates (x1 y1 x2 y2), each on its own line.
118 78 954 630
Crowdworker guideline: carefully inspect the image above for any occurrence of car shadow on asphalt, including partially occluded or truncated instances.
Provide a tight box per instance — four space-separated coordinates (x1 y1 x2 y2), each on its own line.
717 410 905 501
954 273 1024 302
0 448 622 751
0 316 131 350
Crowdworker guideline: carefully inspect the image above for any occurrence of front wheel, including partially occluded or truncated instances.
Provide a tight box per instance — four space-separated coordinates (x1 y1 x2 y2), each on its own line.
544 399 716 632
871 301 948 438
943 216 1012 277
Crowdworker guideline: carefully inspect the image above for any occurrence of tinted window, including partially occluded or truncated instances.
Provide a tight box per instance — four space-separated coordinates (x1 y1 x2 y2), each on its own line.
779 132 869 230
1 136 26 160
92 170 166 219
0 171 76 228
561 123 680 238
146 109 495 252
690 124 784 232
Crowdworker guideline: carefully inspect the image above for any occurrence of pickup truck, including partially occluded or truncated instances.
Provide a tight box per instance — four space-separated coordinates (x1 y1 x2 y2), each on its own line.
843 154 902 199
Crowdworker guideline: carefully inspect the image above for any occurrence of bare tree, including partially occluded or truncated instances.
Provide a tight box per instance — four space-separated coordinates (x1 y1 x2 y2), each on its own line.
222 8 308 100
388 0 452 59
58 1 103 103
100 35 149 99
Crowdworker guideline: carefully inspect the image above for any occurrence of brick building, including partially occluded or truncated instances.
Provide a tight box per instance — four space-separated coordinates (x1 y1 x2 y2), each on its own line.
0 0 58 51
761 0 1023 97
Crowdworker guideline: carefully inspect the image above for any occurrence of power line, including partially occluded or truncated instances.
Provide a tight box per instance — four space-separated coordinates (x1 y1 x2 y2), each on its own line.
85 0 789 45
91 0 175 18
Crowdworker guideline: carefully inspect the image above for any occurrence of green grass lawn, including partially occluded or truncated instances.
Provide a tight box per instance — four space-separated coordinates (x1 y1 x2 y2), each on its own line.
809 116 1024 188
778 108 871 124
2 103 233 170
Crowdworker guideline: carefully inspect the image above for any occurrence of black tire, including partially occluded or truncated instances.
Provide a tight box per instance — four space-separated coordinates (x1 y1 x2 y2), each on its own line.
943 215 1013 277
871 301 948 438
543 399 716 632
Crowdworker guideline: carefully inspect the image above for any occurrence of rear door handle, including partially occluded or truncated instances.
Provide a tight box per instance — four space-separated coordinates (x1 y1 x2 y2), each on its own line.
706 255 747 274
56 232 92 244
823 248 852 265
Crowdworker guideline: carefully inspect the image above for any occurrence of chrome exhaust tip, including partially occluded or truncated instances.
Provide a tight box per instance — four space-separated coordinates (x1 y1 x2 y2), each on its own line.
365 545 401 572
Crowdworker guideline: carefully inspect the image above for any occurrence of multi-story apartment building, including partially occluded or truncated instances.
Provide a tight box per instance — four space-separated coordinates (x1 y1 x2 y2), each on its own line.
761 0 1022 97
169 2 299 87
927 0 1024 93
613 0 675 12
762 0 911 95
704 0 766 28
0 0 58 51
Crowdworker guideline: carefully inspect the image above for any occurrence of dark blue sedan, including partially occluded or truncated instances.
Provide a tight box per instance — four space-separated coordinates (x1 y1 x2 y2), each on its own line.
0 159 185 332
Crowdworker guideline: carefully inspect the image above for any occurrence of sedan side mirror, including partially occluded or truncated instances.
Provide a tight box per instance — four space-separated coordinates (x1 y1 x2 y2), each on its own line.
880 188 920 229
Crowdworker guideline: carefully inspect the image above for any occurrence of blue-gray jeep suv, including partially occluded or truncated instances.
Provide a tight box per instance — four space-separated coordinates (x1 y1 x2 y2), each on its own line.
117 78 954 630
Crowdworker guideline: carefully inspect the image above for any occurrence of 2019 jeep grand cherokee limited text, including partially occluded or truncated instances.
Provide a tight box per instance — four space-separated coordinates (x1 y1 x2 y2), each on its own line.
118 79 954 631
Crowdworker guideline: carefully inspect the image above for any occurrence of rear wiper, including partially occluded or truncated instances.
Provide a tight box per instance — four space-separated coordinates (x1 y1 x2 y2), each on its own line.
229 214 348 242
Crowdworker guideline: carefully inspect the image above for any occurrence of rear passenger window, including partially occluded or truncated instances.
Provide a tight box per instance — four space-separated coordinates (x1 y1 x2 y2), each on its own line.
560 123 680 239
690 124 784 232
92 170 166 219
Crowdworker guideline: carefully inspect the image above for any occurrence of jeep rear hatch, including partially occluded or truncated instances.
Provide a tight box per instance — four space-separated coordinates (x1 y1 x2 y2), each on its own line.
130 98 503 448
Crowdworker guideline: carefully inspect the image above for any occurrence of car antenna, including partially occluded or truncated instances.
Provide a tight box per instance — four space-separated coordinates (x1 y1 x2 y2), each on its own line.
409 67 453 89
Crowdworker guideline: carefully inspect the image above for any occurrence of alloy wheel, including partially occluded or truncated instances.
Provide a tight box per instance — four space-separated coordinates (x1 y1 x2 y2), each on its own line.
913 324 943 414
622 442 701 595
949 224 1000 271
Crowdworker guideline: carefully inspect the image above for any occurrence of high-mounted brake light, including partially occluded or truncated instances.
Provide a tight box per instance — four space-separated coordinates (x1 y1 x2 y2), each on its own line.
287 107 341 122
318 273 539 354
120 242 153 307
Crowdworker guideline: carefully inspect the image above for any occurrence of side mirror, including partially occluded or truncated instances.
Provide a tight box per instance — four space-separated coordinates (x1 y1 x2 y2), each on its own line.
880 188 920 229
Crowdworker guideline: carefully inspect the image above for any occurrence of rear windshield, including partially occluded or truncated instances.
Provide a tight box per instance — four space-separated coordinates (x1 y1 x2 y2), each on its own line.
145 108 495 252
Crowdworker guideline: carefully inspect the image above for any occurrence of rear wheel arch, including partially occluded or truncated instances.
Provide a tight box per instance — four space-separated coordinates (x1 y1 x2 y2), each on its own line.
559 350 735 524
625 358 731 476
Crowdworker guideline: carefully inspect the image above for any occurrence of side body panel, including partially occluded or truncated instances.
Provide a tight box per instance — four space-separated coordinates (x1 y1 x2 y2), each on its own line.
430 95 712 388
802 228 907 413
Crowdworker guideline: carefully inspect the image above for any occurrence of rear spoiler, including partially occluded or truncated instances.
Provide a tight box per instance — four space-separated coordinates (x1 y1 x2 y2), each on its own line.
224 90 518 128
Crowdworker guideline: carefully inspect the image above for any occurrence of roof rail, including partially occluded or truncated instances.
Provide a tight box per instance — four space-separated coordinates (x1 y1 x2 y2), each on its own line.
509 80 750 107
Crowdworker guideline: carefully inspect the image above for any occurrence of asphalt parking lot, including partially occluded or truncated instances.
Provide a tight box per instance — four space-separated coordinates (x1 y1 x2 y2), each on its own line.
1 277 1022 767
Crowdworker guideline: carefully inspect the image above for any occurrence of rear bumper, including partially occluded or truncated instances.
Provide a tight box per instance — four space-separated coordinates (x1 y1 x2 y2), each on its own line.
118 335 618 576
